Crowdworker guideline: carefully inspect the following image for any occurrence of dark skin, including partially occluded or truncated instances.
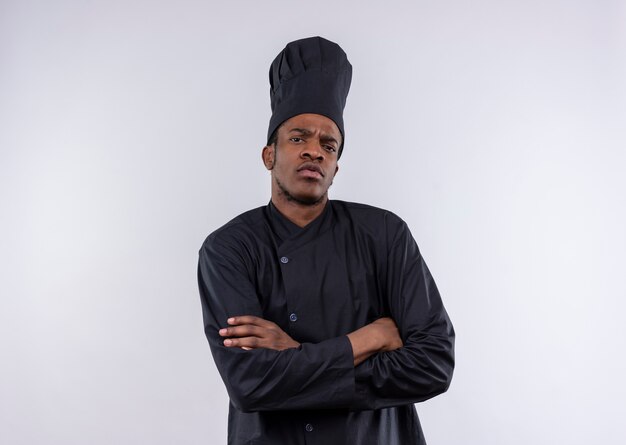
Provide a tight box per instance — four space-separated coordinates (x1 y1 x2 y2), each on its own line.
220 113 402 366
262 113 340 227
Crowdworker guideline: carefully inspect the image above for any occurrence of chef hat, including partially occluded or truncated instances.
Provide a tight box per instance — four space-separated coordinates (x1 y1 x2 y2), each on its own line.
267 36 352 157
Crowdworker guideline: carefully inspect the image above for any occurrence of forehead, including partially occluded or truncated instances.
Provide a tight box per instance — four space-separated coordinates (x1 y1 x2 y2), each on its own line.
280 113 342 140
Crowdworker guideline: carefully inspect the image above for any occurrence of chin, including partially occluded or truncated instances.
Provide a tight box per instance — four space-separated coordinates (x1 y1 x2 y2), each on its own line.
276 178 328 206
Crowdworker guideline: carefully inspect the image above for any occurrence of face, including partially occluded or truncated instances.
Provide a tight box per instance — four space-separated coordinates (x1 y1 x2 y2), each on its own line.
262 113 341 206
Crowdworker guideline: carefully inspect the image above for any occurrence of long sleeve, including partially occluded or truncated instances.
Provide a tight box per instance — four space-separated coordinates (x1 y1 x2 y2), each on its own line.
351 220 455 411
198 233 356 413
198 202 450 444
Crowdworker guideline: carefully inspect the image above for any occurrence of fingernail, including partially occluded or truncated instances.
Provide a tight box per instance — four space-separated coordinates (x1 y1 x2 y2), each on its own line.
219 329 227 336
227 318 235 324
224 339 232 346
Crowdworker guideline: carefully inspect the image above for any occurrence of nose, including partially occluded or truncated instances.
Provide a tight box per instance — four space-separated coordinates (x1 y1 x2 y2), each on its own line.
301 139 325 161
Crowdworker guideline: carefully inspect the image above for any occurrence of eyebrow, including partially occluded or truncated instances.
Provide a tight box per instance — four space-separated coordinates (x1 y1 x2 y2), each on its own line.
288 127 340 146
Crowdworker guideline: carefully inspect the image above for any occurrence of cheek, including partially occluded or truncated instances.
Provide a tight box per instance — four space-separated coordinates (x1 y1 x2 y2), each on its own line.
329 165 339 180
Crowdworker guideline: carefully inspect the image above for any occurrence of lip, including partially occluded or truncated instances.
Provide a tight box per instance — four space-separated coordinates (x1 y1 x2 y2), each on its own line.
297 163 324 178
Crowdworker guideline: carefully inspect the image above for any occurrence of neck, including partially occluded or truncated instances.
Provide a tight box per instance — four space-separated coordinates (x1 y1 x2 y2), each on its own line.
271 193 328 228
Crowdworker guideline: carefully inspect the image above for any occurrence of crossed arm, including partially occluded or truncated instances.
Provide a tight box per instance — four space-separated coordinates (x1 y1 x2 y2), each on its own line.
199 220 454 412
219 315 403 366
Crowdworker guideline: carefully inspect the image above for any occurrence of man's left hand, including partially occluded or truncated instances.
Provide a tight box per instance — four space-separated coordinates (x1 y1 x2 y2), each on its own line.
219 315 301 351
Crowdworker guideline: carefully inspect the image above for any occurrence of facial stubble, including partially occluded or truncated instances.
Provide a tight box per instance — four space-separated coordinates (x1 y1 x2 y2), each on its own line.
272 143 333 207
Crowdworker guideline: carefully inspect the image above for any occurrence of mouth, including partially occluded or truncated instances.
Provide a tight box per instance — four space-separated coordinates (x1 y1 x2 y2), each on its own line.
297 163 324 178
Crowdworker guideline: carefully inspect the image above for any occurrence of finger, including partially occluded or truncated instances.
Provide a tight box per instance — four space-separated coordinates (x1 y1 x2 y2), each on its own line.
227 315 276 328
219 325 264 338
223 336 261 349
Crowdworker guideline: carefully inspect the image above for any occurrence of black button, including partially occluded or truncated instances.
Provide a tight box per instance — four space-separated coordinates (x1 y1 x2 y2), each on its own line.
280 256 289 264
289 313 298 322
305 423 313 432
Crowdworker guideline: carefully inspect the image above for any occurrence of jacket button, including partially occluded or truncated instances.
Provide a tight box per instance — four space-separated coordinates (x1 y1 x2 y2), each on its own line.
305 423 313 432
289 313 298 322
280 256 289 264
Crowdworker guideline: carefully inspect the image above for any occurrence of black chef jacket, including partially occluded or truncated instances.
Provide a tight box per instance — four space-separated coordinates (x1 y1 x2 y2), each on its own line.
197 200 455 445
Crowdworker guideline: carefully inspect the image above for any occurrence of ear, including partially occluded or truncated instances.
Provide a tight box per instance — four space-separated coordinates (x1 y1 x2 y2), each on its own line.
262 145 275 170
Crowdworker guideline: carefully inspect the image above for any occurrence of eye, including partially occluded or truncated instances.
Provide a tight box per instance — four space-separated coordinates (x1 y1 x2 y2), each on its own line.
289 137 304 143
324 145 337 153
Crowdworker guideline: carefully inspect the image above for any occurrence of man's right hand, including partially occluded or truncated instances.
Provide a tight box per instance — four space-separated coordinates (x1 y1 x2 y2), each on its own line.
347 317 403 366
219 316 301 351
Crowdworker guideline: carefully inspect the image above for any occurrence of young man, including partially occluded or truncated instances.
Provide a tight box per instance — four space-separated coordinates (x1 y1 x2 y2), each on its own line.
198 36 455 445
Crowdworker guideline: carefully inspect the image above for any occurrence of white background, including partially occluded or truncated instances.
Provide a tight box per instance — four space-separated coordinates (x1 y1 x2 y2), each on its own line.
1 0 625 443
